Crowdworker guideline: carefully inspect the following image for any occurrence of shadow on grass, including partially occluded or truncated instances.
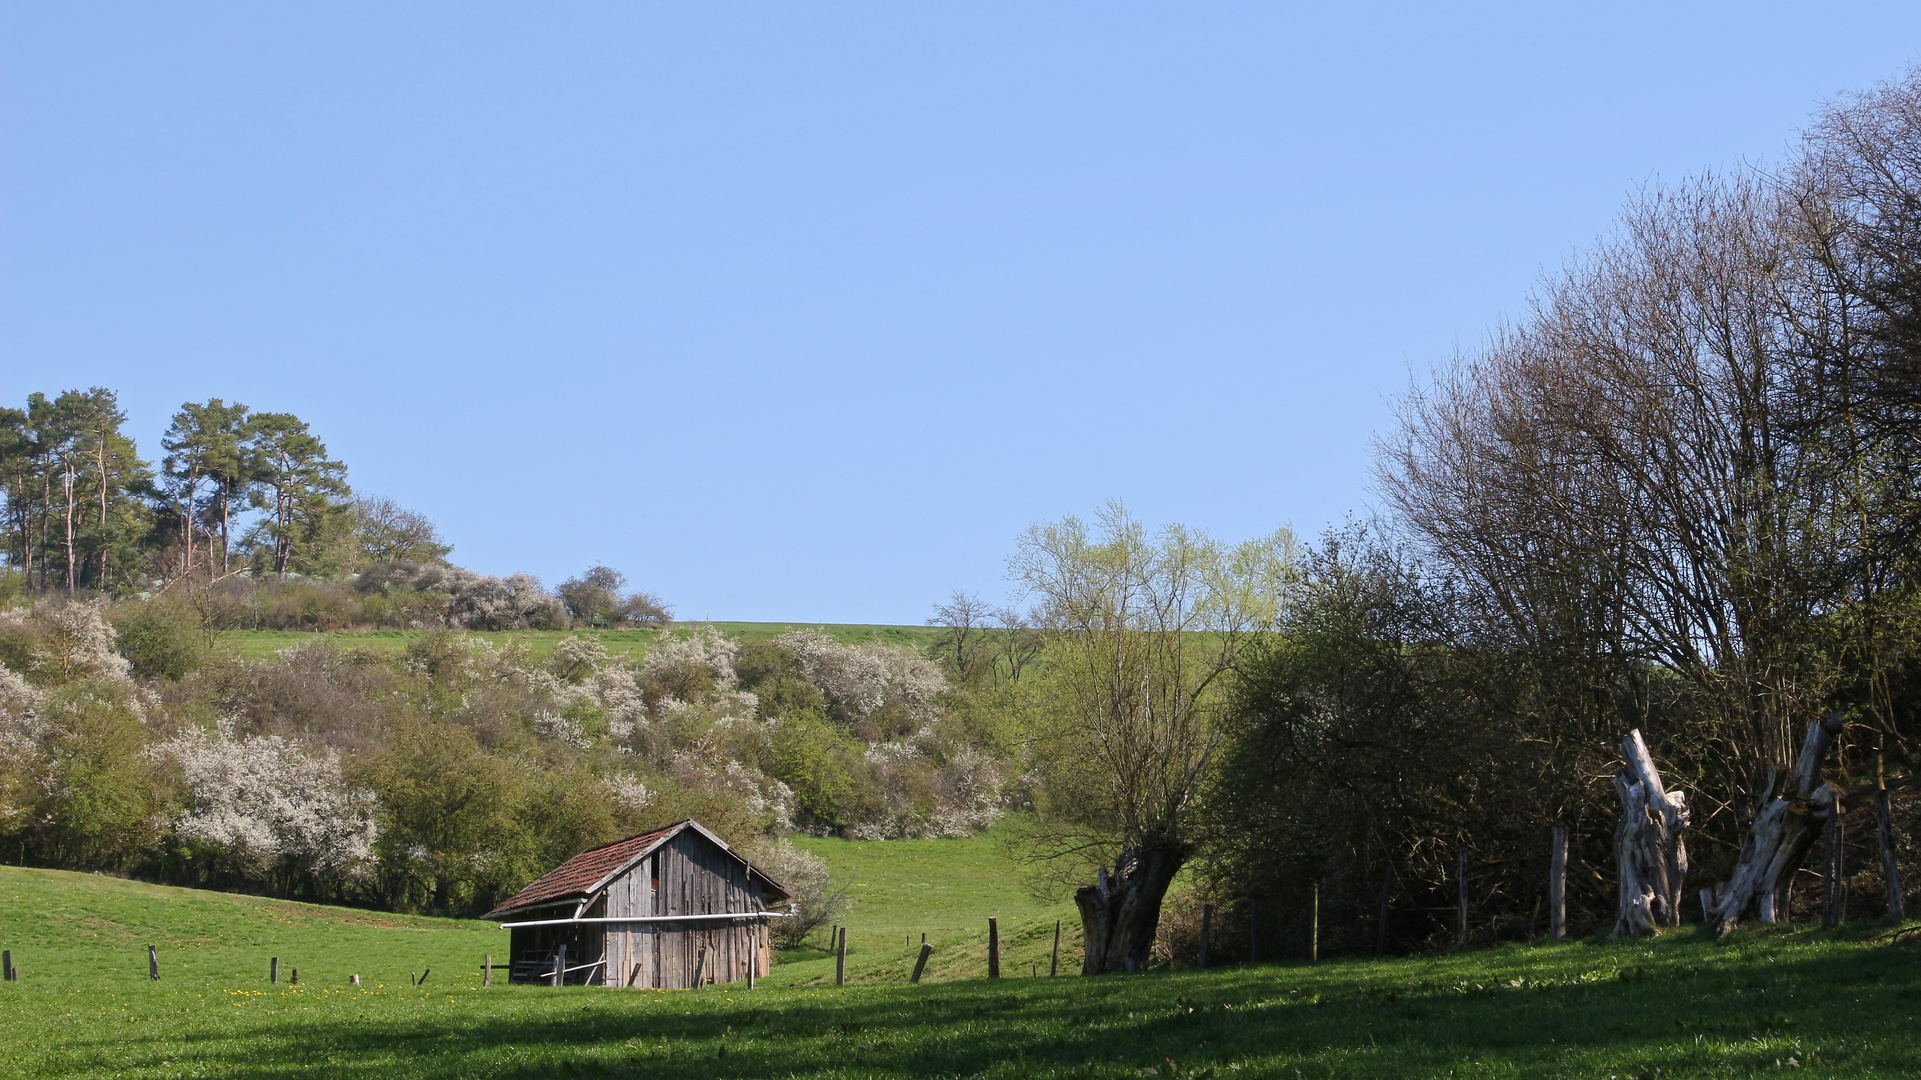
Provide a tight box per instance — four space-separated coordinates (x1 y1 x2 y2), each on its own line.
39 931 1921 1079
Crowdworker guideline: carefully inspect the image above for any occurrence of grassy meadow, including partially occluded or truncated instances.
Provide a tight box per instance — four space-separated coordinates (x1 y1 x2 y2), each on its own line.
3 829 1920 1078
213 622 945 662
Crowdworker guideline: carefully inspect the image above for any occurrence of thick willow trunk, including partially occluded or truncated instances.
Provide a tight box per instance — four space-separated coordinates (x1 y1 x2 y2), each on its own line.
1707 714 1846 936
1075 834 1185 974
1613 729 1690 936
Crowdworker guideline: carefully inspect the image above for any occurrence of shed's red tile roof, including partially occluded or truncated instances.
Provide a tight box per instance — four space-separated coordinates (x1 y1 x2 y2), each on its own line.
482 821 685 919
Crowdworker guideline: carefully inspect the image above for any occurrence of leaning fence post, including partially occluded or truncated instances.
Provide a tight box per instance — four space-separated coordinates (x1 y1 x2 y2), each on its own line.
1050 920 1061 977
149 945 159 982
1198 904 1213 968
270 957 278 984
835 928 846 987
483 954 492 987
910 943 932 983
987 918 1000 979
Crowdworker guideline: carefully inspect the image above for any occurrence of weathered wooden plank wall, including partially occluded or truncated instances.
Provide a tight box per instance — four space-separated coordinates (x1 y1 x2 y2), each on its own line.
589 830 770 990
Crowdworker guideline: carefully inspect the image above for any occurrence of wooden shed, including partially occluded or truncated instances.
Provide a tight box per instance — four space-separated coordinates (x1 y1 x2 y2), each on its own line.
483 819 790 989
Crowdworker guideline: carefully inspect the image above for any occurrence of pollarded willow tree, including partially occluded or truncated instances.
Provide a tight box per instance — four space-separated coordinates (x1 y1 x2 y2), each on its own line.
1011 501 1297 973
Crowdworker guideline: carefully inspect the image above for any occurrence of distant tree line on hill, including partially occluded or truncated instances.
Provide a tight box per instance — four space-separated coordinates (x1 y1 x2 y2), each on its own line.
0 394 670 633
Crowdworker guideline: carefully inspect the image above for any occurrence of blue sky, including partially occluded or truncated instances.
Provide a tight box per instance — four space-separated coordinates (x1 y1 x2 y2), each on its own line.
4 3 1918 622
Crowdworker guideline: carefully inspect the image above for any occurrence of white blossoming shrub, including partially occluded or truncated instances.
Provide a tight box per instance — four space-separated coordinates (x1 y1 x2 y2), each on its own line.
441 569 567 630
930 747 1005 836
0 599 132 685
642 624 739 706
737 836 847 948
600 772 655 816
0 666 43 835
150 724 379 880
668 752 797 832
778 630 946 736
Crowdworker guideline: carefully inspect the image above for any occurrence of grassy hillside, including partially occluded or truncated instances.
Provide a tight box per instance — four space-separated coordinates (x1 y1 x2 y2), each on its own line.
2 842 1918 1078
214 622 944 661
780 822 1084 985
0 866 497 989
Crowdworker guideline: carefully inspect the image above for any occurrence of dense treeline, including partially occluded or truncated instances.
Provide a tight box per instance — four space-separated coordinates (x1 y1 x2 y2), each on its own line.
1179 71 1921 961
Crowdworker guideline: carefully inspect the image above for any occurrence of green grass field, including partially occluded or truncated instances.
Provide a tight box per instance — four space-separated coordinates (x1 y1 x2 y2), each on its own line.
2 833 1918 1078
213 623 945 661
781 823 1084 985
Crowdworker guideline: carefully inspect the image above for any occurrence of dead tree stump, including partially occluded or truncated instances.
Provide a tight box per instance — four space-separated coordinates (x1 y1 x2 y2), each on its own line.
1708 714 1846 935
1613 729 1690 936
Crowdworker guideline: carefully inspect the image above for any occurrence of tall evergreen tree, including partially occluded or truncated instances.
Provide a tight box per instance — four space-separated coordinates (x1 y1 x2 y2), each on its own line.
244 412 348 577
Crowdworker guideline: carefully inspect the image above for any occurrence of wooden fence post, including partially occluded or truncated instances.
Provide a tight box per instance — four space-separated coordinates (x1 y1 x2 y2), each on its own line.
553 944 566 988
910 943 932 983
1197 904 1213 968
1457 850 1469 950
1049 920 1061 977
1310 883 1319 963
290 968 299 986
835 928 846 987
1549 825 1568 942
351 974 360 985
4 949 12 981
747 927 757 990
987 918 1000 979
270 957 278 985
483 955 492 988
149 945 159 982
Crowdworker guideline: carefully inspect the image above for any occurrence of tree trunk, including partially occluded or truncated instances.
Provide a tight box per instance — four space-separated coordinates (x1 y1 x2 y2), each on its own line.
1823 800 1846 927
62 464 75 595
1374 861 1392 957
1709 714 1846 935
1455 849 1468 949
1074 834 1184 974
1549 824 1568 942
1875 749 1905 921
1613 729 1690 936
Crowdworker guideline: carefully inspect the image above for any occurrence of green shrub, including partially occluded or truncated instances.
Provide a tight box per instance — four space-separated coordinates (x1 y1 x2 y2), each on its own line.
111 597 208 681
